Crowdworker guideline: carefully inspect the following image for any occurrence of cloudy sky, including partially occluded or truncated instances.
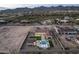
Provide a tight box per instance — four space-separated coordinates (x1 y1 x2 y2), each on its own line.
0 4 53 8
0 4 79 9
0 0 78 8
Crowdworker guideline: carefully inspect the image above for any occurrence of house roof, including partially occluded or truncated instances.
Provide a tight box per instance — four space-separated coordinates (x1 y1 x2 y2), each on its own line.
0 20 6 22
60 20 68 22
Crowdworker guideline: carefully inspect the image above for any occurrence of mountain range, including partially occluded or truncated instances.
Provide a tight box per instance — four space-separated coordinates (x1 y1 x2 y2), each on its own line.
0 7 8 11
0 6 79 14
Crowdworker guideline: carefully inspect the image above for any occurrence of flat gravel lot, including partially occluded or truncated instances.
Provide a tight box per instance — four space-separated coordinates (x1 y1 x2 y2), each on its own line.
0 26 32 53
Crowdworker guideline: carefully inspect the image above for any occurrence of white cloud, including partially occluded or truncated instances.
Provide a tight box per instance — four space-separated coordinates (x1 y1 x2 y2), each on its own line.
0 0 79 4
0 4 51 8
0 0 78 8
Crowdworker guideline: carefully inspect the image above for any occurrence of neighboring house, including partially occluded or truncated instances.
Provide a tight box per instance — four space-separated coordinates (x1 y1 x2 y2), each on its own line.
0 20 7 24
64 16 71 20
20 20 30 23
74 19 79 24
76 19 79 21
60 16 71 23
59 20 69 23
56 16 72 24
42 20 52 25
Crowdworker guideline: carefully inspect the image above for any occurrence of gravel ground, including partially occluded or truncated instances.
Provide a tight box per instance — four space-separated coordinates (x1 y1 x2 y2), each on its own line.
0 26 32 53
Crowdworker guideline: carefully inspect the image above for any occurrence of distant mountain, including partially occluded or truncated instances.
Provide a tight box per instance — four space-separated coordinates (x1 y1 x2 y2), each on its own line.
0 6 79 14
0 7 31 13
0 7 8 11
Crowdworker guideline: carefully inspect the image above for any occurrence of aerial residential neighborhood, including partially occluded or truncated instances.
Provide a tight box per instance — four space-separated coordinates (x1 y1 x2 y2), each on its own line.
0 4 79 54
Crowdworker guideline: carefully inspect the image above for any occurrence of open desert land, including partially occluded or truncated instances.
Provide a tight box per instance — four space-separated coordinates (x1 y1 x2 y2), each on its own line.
0 26 32 53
